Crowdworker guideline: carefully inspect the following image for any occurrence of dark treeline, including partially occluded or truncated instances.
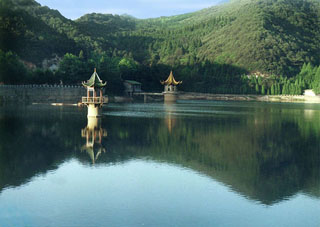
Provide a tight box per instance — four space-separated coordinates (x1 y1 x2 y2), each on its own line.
245 63 320 95
0 49 247 94
1 48 320 95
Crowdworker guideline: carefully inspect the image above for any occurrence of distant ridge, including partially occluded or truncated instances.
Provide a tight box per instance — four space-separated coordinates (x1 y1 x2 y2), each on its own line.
0 0 319 76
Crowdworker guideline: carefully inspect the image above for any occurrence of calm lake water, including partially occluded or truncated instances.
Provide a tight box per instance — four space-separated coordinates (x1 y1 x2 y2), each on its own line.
0 101 319 226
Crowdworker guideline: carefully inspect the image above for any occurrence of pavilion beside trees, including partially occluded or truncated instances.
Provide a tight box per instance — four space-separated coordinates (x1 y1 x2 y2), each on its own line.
160 71 182 102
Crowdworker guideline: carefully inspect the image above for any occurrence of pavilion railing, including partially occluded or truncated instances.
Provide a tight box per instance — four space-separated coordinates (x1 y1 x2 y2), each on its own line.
82 97 107 104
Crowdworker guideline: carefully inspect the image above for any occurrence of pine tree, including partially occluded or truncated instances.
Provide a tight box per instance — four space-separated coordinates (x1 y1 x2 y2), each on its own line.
255 84 259 94
270 85 273 95
282 84 287 95
79 50 84 59
277 84 281 95
261 85 265 95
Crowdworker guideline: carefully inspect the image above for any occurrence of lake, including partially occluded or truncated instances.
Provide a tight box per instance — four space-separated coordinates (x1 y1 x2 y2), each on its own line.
0 101 319 226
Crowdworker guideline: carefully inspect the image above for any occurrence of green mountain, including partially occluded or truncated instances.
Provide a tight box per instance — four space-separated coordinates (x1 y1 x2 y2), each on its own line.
0 0 79 63
137 0 320 76
0 0 320 91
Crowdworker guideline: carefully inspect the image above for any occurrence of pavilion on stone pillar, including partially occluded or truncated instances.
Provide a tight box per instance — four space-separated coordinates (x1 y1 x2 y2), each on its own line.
160 71 182 93
82 68 107 117
82 68 107 105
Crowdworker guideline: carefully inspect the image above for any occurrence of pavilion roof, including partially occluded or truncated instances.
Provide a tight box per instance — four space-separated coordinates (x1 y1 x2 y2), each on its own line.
160 71 182 86
82 69 106 88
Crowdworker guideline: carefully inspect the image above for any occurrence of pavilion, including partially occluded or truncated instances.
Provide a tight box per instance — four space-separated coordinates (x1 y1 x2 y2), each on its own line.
160 71 182 102
82 68 108 117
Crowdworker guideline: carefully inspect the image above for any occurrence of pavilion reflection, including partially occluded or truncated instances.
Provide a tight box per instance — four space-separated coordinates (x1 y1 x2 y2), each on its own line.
81 117 107 164
164 103 177 133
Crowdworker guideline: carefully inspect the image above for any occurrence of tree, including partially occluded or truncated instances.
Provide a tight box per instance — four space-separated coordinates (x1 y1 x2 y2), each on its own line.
58 53 88 84
0 50 28 84
255 84 260 94
118 57 138 80
271 84 275 95
79 50 84 59
261 85 265 95
99 55 124 95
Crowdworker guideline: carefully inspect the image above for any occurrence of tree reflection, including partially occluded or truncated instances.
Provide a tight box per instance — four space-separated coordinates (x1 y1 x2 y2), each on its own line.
0 103 319 205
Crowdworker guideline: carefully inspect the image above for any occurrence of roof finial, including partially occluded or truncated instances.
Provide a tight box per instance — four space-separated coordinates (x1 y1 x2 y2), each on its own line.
94 68 96 72
160 70 182 86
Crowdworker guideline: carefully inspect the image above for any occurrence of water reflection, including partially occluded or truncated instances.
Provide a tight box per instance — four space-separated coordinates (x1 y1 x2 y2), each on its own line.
0 102 319 206
164 103 177 133
81 118 107 164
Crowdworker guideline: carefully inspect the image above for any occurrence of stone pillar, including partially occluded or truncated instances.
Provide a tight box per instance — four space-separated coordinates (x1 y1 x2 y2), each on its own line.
164 93 177 103
87 104 101 118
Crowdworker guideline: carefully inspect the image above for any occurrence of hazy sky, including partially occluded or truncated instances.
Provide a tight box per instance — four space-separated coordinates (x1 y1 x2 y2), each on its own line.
36 0 227 19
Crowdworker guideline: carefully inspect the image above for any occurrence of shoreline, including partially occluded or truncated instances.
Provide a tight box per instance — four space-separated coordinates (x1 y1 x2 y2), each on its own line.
44 94 320 105
1 84 320 105
177 92 320 103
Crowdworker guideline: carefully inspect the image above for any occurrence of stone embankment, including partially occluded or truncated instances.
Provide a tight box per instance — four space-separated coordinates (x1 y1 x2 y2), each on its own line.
178 92 320 103
1 85 320 104
0 85 85 104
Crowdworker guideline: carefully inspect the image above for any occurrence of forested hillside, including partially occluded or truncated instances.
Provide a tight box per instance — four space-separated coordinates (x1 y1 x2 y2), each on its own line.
0 0 320 94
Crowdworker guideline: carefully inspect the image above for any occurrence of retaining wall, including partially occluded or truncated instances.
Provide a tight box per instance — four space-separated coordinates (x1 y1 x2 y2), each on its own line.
1 86 320 104
0 85 86 104
178 92 320 103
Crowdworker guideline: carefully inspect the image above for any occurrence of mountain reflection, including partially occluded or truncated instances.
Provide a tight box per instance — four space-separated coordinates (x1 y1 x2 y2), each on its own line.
0 103 319 205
